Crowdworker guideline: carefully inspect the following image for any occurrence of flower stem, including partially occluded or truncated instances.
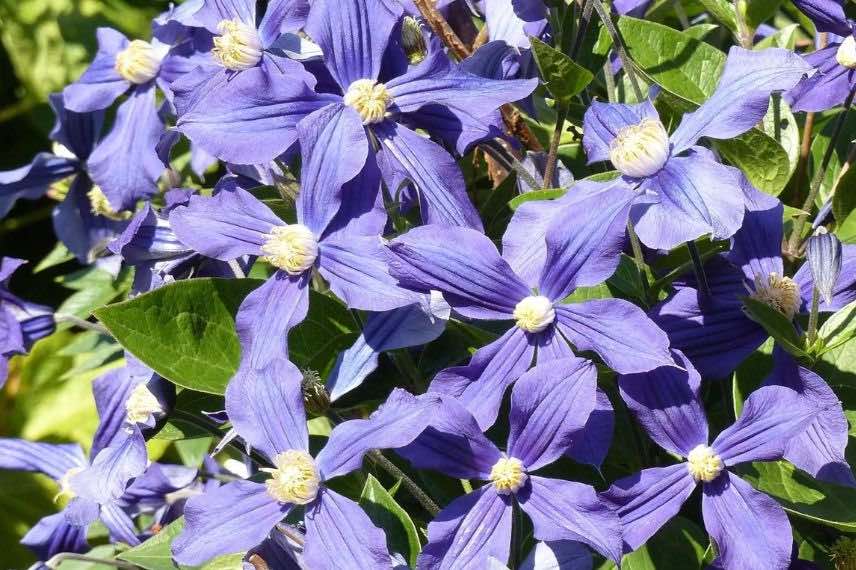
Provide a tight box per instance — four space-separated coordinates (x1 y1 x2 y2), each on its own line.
412 0 469 60
56 313 111 335
592 0 644 101
569 0 595 59
807 287 821 346
734 0 753 48
367 449 440 516
627 221 651 304
45 553 139 569
686 241 712 299
541 106 568 189
787 85 856 256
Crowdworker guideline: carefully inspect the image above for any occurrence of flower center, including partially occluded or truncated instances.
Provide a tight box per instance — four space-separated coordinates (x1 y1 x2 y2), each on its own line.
748 272 800 320
55 466 84 502
87 187 130 221
260 224 318 275
686 444 723 483
513 295 555 333
213 19 263 71
489 456 527 494
125 383 163 424
261 450 320 504
608 118 670 178
836 36 856 69
115 40 162 84
343 79 393 124
51 142 77 160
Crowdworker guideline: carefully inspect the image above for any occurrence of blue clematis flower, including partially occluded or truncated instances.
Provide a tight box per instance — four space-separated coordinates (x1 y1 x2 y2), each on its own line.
785 0 856 112
580 46 810 250
607 355 827 570
395 358 622 568
0 258 55 387
171 358 457 568
171 0 537 230
651 188 856 486
385 182 674 437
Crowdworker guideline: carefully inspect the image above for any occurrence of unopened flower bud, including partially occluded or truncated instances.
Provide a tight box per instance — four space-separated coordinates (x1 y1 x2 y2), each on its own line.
401 16 427 65
806 227 842 305
301 369 330 417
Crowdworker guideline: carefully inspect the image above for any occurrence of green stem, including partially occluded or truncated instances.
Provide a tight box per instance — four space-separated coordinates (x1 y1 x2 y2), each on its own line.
788 85 856 256
45 553 139 569
603 59 618 103
807 287 821 346
772 92 782 143
56 313 111 335
569 0 594 59
686 241 712 299
541 106 568 190
734 0 753 48
627 221 650 304
367 450 440 516
592 0 644 101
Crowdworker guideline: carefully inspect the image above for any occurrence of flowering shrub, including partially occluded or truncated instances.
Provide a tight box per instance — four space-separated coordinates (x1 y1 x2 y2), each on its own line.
2 0 856 568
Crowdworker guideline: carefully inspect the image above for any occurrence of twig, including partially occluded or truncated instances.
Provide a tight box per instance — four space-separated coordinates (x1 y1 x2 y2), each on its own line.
45 553 139 569
367 450 441 516
56 313 111 335
686 241 712 299
541 106 568 189
413 0 469 59
592 0 644 101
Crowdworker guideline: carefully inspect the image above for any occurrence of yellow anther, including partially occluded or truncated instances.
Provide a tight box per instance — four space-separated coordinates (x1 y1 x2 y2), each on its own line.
513 295 555 333
343 79 393 124
489 456 527 494
213 19 263 71
115 40 162 84
87 186 130 221
260 224 318 275
686 445 723 483
261 450 320 504
608 118 670 178
54 466 84 502
126 383 163 424
749 272 800 320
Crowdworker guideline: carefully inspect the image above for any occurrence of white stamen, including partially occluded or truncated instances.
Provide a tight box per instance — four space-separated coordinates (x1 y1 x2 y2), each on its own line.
489 456 527 494
213 19 263 71
836 36 856 69
260 224 318 275
686 445 723 482
115 40 162 84
608 118 670 178
343 79 393 124
748 272 800 320
261 450 320 504
125 383 163 424
513 295 555 333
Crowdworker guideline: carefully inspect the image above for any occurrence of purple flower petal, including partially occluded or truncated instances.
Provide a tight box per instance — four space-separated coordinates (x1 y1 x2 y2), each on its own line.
519 540 593 570
70 428 147 505
374 121 483 230
91 366 139 457
386 48 537 115
601 464 697 552
395 395 502 480
670 47 813 155
402 104 504 155
259 0 310 46
297 103 368 236
712 385 822 466
318 235 415 311
520 476 623 564
88 83 164 210
727 187 784 282
632 154 745 250
322 155 387 239
430 327 536 430
173 58 331 164
192 0 256 33
764 348 855 486
484 0 529 48
533 324 575 363
235 271 309 368
100 501 141 546
305 0 403 88
582 99 660 164
538 183 634 300
0 439 85 480
786 47 855 113
48 93 103 161
0 153 78 216
508 357 597 471
173 480 289 565
52 176 127 264
565 388 614 470
618 349 709 457
555 298 673 374
701 472 792 570
21 511 88 561
169 186 281 260
419 485 512 570
226 357 308 461
63 27 130 112
304 487 391 569
326 295 448 401
386 225 529 320
791 0 852 34
317 389 453 480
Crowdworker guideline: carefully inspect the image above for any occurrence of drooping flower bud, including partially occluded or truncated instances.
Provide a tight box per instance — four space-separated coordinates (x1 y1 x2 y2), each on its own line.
513 295 555 333
115 40 163 84
489 456 527 494
301 369 330 417
608 118 670 178
261 224 318 275
401 16 428 65
836 36 856 69
806 227 842 305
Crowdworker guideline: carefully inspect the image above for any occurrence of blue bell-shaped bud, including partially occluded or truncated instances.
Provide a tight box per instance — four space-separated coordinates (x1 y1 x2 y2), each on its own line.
806 227 842 304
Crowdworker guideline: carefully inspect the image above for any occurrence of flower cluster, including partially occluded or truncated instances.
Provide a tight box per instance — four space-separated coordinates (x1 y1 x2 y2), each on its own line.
1 0 856 569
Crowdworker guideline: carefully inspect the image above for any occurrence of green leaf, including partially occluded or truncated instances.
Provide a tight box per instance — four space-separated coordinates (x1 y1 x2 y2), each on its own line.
832 164 856 223
528 36 594 107
154 390 225 441
744 0 783 30
715 129 793 195
95 278 262 395
684 23 720 40
596 516 707 570
742 297 807 358
119 518 243 570
34 241 73 272
816 300 856 355
508 188 567 211
359 475 422 566
739 461 856 532
696 0 738 32
56 546 121 569
288 290 358 376
56 266 133 321
617 16 726 104
755 23 800 50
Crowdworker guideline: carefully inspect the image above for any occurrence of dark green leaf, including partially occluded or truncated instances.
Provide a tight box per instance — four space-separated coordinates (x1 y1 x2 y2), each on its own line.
815 300 856 355
288 290 358 376
528 36 594 106
742 297 807 358
716 129 792 196
95 278 263 395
